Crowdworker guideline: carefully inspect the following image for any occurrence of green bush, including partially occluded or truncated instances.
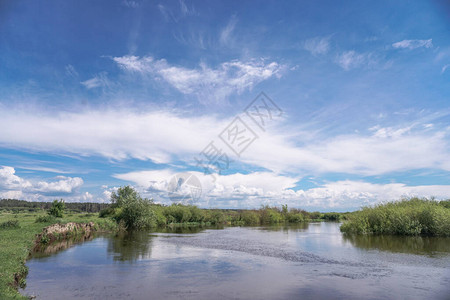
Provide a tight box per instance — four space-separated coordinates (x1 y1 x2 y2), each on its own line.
48 199 65 218
205 210 226 225
340 198 450 236
111 186 156 230
163 204 192 223
99 207 115 218
240 210 260 225
322 212 342 221
152 206 167 226
287 212 304 223
189 206 205 223
260 206 283 224
0 220 20 229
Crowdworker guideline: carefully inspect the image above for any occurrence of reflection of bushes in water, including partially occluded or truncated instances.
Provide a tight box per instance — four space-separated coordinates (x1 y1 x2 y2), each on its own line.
107 231 153 262
343 234 450 255
32 232 94 258
157 225 209 234
257 222 310 232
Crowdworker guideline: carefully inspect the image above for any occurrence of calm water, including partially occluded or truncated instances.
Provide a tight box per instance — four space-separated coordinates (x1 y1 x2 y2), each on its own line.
22 223 450 300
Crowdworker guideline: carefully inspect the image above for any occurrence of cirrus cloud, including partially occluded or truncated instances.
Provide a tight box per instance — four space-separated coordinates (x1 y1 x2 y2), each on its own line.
392 39 433 50
113 55 285 103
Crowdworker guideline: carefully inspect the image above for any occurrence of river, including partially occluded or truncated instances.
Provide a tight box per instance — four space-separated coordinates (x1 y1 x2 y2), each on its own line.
21 222 450 300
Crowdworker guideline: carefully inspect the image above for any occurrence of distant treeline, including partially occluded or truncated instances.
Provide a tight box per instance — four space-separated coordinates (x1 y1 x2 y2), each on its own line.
0 199 110 213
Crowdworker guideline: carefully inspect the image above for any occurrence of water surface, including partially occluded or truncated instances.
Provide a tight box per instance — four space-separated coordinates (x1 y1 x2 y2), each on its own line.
22 223 450 299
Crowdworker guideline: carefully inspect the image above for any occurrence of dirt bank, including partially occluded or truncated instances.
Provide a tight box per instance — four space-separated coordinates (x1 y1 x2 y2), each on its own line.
33 222 95 250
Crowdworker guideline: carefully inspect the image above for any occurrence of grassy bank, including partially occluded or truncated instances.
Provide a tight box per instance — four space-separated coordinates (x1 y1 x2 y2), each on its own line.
0 211 117 299
340 198 450 236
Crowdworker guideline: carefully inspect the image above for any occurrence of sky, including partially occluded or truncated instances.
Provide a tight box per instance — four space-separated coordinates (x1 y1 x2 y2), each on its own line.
0 0 449 211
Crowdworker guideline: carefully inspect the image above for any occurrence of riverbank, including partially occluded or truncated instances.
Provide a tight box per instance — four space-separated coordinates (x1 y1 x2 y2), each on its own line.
0 212 117 299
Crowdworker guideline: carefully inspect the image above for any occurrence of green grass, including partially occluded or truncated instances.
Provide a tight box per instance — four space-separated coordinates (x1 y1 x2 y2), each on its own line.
340 198 450 236
0 211 117 299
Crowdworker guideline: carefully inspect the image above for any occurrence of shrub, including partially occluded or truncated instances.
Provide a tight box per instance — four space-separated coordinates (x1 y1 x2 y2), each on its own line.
163 204 192 223
309 211 323 220
287 212 304 223
240 211 260 225
189 206 205 223
48 199 65 218
152 206 167 226
0 220 20 229
205 210 226 225
260 206 283 224
111 186 156 230
322 212 342 221
340 198 450 236
99 207 115 218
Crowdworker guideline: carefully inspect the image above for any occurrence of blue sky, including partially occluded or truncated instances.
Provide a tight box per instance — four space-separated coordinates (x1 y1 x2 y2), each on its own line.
0 0 449 211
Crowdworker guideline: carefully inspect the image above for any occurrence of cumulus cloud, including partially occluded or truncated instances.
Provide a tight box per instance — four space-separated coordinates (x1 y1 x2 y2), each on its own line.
113 169 450 210
0 166 84 200
0 166 32 190
113 55 284 103
392 39 432 50
34 176 83 195
303 37 330 55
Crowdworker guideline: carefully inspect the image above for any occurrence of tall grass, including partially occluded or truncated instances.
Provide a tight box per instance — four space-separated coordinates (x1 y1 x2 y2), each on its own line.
340 198 450 236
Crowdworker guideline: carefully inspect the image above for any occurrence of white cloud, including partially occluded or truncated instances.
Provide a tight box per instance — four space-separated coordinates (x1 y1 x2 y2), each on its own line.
441 64 450 74
34 176 83 195
122 0 140 8
179 0 197 16
0 166 84 200
392 39 433 50
158 4 177 22
0 107 448 176
0 166 32 190
113 169 450 209
0 106 226 164
219 16 237 46
113 55 284 103
303 37 330 55
80 72 110 89
335 51 376 70
0 190 24 200
65 64 78 78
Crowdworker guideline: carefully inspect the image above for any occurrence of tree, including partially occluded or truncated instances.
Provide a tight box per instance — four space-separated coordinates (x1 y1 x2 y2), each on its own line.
111 186 156 229
48 199 65 218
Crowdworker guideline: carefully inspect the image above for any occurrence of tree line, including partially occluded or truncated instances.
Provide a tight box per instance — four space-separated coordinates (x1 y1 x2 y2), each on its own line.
0 199 109 213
